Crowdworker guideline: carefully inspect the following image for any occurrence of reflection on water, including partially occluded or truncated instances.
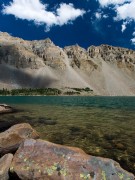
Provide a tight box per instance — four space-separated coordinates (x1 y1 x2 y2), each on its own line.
0 96 135 174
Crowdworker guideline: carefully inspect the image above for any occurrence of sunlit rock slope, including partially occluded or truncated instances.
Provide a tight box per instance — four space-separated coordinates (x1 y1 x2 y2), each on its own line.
0 32 135 96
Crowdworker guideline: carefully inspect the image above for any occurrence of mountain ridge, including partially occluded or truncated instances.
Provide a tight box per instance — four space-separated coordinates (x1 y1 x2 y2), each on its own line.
0 32 135 96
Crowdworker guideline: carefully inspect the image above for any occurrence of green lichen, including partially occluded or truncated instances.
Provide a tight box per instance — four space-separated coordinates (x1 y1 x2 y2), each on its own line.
10 166 14 172
18 154 23 159
51 166 57 171
117 173 124 179
80 173 90 180
102 171 106 180
51 163 59 171
60 168 67 176
46 163 58 176
26 167 30 170
45 163 67 177
46 168 54 176
80 174 84 178
62 154 66 158
24 158 28 162
21 166 30 171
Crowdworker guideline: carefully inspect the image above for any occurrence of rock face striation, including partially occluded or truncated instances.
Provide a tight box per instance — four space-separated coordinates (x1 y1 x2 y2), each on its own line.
0 32 135 95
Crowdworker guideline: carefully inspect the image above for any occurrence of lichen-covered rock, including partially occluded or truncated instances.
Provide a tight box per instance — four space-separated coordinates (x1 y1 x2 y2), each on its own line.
0 104 14 114
11 139 135 180
0 153 13 180
0 123 39 155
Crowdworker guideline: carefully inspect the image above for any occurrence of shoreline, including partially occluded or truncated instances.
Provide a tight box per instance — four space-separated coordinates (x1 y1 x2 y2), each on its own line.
0 95 135 97
1 88 135 96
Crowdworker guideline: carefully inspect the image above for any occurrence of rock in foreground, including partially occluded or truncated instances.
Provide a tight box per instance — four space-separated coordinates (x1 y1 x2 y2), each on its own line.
0 104 14 114
11 139 135 180
0 154 13 180
0 123 39 155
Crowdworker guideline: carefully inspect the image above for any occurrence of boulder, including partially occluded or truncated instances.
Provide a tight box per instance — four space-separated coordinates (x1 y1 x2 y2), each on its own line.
11 139 134 180
0 154 13 180
0 123 39 155
0 104 14 114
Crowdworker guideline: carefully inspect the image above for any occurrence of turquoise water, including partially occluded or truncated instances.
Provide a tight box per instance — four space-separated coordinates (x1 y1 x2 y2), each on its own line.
0 96 135 174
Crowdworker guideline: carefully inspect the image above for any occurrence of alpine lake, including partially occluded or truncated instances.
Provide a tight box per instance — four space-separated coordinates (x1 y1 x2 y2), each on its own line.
0 96 135 175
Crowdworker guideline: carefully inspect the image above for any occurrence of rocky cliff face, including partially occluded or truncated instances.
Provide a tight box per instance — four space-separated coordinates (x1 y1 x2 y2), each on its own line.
0 32 135 95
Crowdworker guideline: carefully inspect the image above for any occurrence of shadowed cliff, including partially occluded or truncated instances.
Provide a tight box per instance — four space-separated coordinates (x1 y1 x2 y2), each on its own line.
0 32 135 96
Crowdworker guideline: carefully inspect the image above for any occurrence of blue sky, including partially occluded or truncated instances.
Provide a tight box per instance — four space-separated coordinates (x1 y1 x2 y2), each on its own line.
0 0 135 49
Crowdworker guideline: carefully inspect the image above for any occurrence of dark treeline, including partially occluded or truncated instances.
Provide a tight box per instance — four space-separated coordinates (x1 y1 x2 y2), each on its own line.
71 87 93 92
0 87 93 96
0 88 62 96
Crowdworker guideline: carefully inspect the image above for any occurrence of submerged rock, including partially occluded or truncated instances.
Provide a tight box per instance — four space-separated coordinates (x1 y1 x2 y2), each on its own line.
38 117 57 125
0 123 39 155
11 139 134 180
0 104 14 114
0 153 13 180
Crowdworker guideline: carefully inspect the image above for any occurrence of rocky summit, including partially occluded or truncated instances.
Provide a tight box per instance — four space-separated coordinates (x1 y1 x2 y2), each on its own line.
0 32 135 96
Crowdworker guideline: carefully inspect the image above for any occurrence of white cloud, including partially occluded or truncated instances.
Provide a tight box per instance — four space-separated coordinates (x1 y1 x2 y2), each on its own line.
131 31 135 45
94 11 108 20
103 14 109 18
95 12 102 19
131 37 135 44
121 23 126 32
97 0 131 7
2 0 85 30
115 0 135 21
97 0 135 22
121 21 129 32
133 32 135 36
97 0 135 45
56 3 85 25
